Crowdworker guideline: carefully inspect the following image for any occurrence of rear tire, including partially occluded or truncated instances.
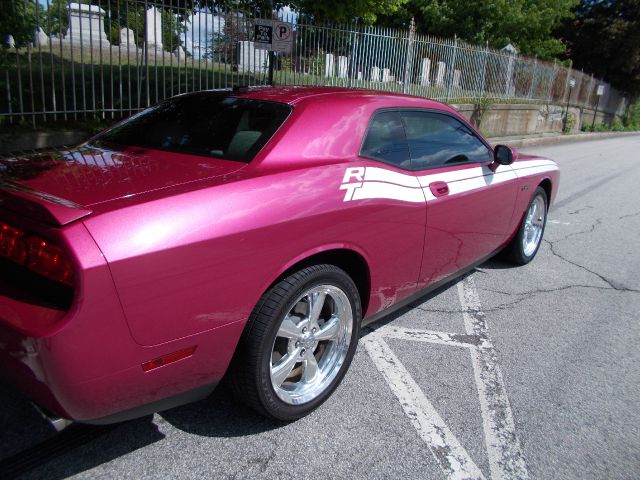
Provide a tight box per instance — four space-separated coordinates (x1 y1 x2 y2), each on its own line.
228 264 361 421
503 187 548 265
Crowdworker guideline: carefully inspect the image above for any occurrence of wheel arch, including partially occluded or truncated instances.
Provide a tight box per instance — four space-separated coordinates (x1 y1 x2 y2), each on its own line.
264 247 372 317
538 178 553 210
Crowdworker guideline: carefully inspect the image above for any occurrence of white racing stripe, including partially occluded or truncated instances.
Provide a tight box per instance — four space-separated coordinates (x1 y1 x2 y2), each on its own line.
340 160 556 203
363 333 486 480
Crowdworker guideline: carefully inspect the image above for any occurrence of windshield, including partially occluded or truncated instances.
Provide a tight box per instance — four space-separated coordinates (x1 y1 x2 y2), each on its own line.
90 94 292 162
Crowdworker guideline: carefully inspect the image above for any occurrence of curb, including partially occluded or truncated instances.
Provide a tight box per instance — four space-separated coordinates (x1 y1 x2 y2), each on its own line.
489 131 640 149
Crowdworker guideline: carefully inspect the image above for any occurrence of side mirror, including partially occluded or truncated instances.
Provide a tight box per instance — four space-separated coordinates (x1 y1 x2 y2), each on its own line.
493 144 516 165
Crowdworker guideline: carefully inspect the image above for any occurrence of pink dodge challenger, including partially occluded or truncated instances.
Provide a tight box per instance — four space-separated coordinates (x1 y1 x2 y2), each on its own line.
0 87 559 424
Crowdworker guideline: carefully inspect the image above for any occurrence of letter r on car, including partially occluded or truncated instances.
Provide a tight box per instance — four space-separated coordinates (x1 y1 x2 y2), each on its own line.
343 167 365 183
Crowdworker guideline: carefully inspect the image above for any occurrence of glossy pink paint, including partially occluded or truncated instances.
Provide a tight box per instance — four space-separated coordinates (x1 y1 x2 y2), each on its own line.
0 87 559 422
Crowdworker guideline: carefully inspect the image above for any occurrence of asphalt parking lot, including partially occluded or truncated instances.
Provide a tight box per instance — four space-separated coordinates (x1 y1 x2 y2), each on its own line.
1 135 639 480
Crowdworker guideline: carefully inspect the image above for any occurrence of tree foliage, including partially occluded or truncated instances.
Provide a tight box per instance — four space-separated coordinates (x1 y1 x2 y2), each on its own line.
376 0 578 59
561 0 640 97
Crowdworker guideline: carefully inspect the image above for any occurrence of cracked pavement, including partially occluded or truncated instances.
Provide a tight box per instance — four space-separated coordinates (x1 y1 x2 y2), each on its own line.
0 135 639 479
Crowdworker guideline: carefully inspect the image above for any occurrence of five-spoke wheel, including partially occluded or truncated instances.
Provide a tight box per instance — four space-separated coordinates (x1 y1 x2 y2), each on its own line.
228 264 361 420
503 186 548 264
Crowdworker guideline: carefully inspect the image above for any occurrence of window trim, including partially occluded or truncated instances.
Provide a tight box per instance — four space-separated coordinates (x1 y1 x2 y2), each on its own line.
359 107 493 172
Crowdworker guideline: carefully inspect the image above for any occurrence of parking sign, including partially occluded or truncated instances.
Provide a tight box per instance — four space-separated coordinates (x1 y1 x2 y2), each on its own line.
253 20 293 53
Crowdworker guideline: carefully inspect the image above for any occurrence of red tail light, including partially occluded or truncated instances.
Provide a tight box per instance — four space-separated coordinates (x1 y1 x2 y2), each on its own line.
0 221 74 286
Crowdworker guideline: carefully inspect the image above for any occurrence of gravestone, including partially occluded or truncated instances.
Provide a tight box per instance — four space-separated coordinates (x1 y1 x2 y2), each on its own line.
357 71 363 81
420 58 431 85
371 66 381 82
337 56 348 79
6 34 15 49
33 27 49 47
382 68 391 82
119 28 136 49
453 69 461 89
174 45 186 58
146 6 163 50
237 41 269 73
325 53 334 77
435 61 446 86
65 3 109 47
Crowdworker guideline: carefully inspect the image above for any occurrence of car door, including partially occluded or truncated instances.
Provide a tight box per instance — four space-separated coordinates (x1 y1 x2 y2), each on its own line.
356 110 426 308
399 110 519 287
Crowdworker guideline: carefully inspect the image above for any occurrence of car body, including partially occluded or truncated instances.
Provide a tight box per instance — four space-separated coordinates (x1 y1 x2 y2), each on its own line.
0 87 559 423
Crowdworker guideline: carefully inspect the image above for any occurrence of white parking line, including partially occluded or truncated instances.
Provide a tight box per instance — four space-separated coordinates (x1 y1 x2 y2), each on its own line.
363 333 486 480
457 277 529 480
363 275 529 480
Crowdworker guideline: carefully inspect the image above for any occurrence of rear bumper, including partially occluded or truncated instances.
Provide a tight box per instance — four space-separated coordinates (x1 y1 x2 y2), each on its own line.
0 219 245 423
0 317 244 422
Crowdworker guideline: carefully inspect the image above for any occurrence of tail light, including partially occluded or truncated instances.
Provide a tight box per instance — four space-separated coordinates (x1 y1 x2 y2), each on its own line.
0 221 74 286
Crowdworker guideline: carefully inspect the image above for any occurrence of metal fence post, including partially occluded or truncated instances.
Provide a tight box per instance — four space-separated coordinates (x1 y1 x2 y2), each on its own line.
402 17 415 94
445 35 458 101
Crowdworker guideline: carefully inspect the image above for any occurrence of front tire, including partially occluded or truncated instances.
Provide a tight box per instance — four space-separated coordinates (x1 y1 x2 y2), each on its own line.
503 186 548 265
228 264 361 421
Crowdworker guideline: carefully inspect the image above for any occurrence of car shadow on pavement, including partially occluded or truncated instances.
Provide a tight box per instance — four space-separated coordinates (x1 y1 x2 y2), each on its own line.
0 379 282 479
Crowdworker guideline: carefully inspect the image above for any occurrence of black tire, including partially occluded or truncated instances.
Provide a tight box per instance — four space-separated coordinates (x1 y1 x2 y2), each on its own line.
228 264 361 421
503 186 548 265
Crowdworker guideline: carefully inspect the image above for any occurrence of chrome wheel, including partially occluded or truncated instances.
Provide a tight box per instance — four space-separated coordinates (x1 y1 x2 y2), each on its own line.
270 285 353 405
522 195 546 257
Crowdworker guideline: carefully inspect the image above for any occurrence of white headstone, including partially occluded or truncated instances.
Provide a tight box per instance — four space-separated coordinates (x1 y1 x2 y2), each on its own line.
6 34 15 49
119 28 136 48
371 66 381 82
382 68 391 82
174 45 186 58
146 6 163 49
337 56 348 79
436 61 446 86
453 69 461 88
357 71 363 81
65 3 109 47
325 53 334 77
237 41 269 73
420 58 431 85
33 27 49 46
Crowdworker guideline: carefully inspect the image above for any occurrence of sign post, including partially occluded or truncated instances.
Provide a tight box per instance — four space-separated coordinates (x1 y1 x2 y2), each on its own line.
592 85 605 129
254 20 293 86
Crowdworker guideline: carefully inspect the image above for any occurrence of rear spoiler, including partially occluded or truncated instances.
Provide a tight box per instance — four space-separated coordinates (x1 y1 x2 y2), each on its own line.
0 181 92 226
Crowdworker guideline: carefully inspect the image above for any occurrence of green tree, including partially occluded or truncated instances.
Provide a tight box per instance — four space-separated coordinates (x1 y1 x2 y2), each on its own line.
377 0 578 59
561 0 640 96
207 0 407 24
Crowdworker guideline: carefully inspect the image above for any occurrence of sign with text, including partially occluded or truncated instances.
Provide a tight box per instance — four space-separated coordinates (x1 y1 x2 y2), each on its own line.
253 19 293 53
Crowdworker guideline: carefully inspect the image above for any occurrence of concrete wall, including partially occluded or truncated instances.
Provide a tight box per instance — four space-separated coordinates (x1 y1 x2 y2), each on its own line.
454 103 617 137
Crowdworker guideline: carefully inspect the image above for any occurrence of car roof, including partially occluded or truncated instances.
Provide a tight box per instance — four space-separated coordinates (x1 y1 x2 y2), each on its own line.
216 85 454 112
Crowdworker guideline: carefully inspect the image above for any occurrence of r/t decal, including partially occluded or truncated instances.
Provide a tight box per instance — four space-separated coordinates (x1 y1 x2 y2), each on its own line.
340 167 365 201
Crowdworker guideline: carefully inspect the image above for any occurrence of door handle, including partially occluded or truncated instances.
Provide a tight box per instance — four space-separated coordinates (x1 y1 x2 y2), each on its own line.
429 181 449 197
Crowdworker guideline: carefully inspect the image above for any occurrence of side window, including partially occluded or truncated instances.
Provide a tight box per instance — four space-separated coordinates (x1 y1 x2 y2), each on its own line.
401 111 492 170
360 111 411 169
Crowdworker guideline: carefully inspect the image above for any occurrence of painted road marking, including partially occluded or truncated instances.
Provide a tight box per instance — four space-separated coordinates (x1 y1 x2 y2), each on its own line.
457 276 529 480
363 334 486 480
363 275 529 480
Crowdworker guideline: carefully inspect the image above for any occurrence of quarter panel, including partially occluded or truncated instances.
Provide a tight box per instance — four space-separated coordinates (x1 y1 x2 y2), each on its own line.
83 162 426 346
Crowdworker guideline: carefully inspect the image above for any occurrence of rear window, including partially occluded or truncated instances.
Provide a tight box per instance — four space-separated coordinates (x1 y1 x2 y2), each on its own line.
90 94 291 162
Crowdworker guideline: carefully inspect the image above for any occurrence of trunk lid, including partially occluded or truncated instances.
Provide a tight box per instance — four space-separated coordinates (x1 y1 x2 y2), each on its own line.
0 145 246 225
